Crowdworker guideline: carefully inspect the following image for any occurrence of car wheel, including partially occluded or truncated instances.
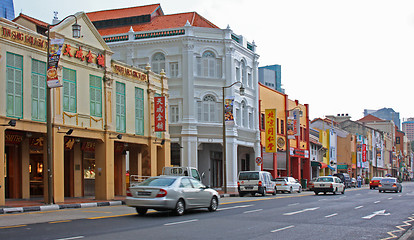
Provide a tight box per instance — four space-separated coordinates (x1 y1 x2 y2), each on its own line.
261 187 266 196
298 186 302 193
341 188 345 194
400 188 402 193
314 191 319 195
379 190 382 193
239 192 245 197
289 187 293 193
272 188 277 195
174 199 185 216
323 192 327 195
208 197 218 212
136 207 148 215
333 188 337 195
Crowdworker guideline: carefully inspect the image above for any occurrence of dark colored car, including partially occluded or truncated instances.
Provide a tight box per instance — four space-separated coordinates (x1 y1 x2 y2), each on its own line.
333 173 352 188
369 177 383 189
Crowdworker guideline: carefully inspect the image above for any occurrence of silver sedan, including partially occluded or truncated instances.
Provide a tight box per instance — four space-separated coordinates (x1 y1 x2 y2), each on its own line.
125 176 220 216
378 177 402 193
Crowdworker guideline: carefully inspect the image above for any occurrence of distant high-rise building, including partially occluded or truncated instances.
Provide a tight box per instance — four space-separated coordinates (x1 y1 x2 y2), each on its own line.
363 108 400 129
258 64 285 93
402 118 414 141
0 0 14 20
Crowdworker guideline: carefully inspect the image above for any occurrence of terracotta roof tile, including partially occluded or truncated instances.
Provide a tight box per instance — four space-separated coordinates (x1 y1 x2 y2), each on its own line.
13 13 48 28
357 114 384 122
86 4 162 22
95 12 219 36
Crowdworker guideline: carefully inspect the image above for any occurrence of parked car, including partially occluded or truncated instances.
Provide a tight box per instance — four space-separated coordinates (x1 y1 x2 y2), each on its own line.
333 173 352 188
378 177 402 193
274 177 302 193
237 171 277 197
125 176 219 216
351 178 357 188
369 177 383 189
307 177 317 190
312 176 345 195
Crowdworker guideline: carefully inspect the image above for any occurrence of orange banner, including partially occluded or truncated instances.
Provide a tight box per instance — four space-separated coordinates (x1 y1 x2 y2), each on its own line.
265 109 277 153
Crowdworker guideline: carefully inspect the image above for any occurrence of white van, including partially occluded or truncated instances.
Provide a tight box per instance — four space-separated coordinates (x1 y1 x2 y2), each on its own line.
237 171 277 197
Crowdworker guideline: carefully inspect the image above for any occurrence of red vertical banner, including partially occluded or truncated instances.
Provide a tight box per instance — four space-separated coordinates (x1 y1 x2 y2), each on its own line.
362 144 367 162
154 96 166 132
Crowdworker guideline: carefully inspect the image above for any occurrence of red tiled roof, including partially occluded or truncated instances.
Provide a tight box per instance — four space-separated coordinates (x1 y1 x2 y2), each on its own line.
13 13 48 28
87 4 162 22
357 114 383 122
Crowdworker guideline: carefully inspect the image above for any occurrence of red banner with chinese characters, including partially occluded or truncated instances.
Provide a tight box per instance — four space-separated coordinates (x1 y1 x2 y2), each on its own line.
265 109 276 153
362 144 367 162
154 96 166 132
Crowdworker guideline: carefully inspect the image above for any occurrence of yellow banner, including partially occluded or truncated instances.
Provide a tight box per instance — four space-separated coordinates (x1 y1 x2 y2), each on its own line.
265 109 277 153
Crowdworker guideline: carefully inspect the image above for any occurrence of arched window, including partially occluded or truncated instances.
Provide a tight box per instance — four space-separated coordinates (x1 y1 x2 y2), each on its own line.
241 60 247 86
241 100 248 128
151 52 165 74
198 95 219 122
197 51 221 78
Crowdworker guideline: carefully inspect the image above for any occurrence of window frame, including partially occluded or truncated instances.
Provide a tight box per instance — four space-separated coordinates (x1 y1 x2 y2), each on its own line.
31 58 46 122
63 67 77 113
6 52 23 118
116 82 126 133
89 74 102 118
135 87 144 135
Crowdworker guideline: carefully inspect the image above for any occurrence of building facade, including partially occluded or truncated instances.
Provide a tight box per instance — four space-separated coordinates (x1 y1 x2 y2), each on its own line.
402 118 414 141
87 4 261 191
0 0 14 20
0 13 169 205
258 64 284 93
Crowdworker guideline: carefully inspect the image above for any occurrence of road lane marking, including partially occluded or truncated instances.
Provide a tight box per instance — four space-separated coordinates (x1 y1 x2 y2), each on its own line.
55 236 84 240
362 210 390 219
81 211 112 213
0 224 27 229
318 199 328 201
218 204 253 211
388 197 393 200
271 225 295 233
374 201 381 204
288 203 299 206
87 213 136 219
283 207 319 216
244 209 263 214
164 219 198 226
49 220 72 224
325 213 338 218
355 206 364 209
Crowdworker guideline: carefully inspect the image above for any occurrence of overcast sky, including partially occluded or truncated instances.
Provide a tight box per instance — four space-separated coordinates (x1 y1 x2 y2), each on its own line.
13 0 414 122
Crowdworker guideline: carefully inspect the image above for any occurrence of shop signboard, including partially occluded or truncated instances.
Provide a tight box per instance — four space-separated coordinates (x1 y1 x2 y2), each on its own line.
287 109 300 139
265 109 276 153
154 96 166 132
362 144 367 162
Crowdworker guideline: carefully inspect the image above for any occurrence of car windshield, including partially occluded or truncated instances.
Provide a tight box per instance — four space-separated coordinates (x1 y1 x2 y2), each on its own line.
275 178 287 182
381 178 396 183
316 177 334 182
138 177 176 186
239 172 259 180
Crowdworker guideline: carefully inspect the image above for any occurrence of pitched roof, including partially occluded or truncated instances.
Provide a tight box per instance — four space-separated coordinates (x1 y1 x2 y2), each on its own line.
13 13 48 28
87 5 219 36
87 4 162 22
357 114 383 122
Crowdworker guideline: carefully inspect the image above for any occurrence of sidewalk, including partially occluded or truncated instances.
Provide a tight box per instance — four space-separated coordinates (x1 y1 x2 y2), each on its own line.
0 191 239 214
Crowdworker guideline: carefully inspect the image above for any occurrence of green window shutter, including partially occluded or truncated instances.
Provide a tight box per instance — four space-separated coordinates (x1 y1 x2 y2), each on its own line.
63 68 77 113
116 82 126 132
31 59 46 121
6 52 23 118
89 75 102 117
135 87 144 135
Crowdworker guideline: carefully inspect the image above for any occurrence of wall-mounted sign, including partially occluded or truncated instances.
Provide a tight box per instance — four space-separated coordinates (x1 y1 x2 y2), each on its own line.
5 131 23 144
112 63 147 81
362 144 367 162
1 26 47 51
62 44 105 68
265 109 276 153
154 96 166 132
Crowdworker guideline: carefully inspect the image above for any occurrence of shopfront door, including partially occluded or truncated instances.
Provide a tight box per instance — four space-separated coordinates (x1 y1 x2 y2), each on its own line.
29 154 44 196
210 151 222 188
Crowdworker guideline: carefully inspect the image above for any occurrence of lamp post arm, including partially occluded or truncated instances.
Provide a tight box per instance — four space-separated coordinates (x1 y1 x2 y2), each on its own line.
48 14 78 28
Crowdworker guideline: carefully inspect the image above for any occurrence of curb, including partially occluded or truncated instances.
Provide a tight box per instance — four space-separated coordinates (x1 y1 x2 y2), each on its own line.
399 226 414 240
0 200 125 214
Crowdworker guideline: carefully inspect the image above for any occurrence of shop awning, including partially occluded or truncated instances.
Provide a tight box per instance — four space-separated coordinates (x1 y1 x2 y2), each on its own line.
337 164 348 170
311 161 321 167
320 163 328 169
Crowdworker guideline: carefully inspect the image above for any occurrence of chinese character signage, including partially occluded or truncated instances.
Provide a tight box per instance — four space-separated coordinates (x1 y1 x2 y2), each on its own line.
154 96 166 132
224 96 235 125
62 44 105 68
287 109 300 139
362 144 367 162
47 38 64 88
265 109 276 153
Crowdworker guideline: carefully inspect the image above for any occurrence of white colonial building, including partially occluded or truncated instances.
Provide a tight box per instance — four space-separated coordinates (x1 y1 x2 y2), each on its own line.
87 4 261 190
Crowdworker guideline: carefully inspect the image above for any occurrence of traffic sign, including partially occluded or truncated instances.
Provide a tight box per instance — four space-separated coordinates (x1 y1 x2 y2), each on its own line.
255 157 263 165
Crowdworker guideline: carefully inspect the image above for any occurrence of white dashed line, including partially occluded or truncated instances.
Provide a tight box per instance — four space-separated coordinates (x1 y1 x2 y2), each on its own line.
56 237 84 240
325 213 338 218
288 203 299 206
271 225 295 233
164 219 198 226
218 204 253 211
374 201 380 204
388 197 393 200
355 206 364 209
244 209 263 214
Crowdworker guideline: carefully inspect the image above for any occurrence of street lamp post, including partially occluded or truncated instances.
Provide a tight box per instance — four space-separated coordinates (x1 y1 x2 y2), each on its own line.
46 15 81 204
222 81 244 193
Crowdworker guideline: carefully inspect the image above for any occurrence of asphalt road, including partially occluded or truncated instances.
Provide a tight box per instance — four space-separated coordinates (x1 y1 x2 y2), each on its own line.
1 182 414 240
